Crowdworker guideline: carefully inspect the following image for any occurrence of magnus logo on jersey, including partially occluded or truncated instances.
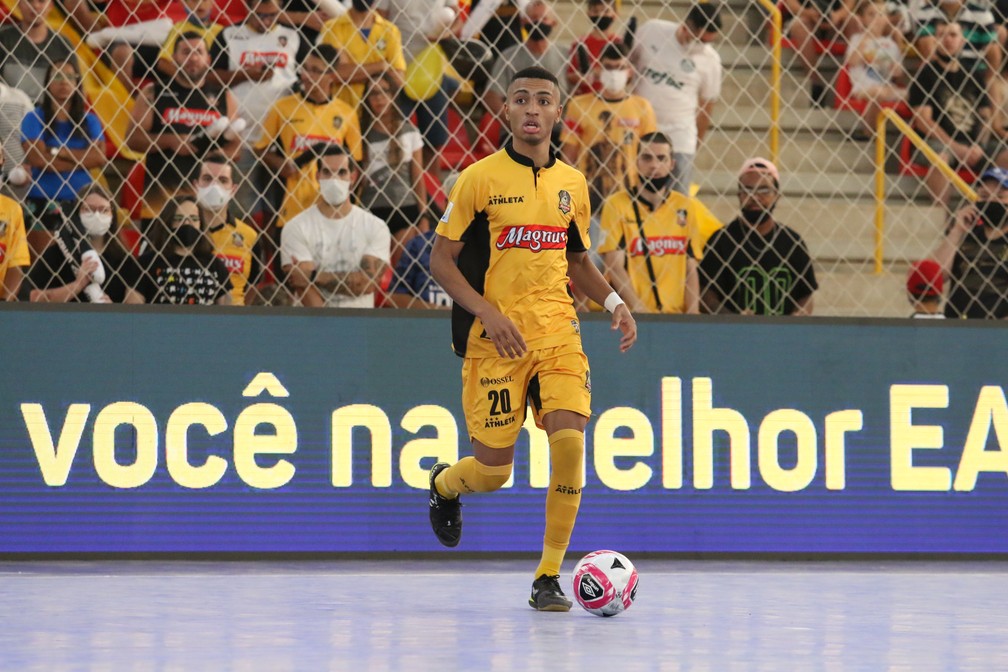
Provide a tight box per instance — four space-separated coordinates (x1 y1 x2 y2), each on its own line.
291 134 338 153
164 108 222 126
239 51 289 68
217 254 246 273
496 225 568 252
629 236 688 256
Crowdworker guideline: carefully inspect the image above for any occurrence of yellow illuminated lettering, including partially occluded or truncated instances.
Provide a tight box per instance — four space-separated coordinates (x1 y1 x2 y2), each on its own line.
399 405 459 489
593 407 654 491
661 377 683 489
692 377 751 489
824 410 862 490
233 403 296 489
890 384 950 491
954 386 1008 491
331 404 391 487
758 409 817 492
21 403 90 486
165 403 228 489
93 402 158 488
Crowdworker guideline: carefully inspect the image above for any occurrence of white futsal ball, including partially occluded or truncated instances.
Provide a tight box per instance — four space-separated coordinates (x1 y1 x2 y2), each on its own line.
572 550 639 617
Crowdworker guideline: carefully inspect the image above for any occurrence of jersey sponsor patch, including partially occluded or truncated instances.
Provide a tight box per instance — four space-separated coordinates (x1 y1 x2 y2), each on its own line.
496 225 568 252
239 51 289 67
216 253 245 273
163 107 221 126
629 236 687 257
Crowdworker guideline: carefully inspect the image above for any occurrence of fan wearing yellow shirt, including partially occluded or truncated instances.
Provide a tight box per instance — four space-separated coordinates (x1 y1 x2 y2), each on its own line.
598 131 722 314
255 44 363 229
426 66 637 613
316 0 407 109
0 191 30 301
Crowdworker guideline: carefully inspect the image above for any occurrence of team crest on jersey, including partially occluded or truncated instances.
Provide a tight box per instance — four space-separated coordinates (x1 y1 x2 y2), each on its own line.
681 58 695 73
0 220 7 236
278 36 288 47
232 231 244 246
558 190 571 214
376 39 387 51
677 209 688 227
333 116 343 129
571 319 580 335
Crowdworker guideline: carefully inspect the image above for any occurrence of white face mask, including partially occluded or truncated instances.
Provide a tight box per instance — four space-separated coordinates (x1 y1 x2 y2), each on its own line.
80 211 112 237
599 68 629 93
196 184 232 211
319 178 352 206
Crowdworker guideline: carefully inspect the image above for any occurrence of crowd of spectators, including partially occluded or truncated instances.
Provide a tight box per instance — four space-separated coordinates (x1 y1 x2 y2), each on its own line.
0 0 1003 317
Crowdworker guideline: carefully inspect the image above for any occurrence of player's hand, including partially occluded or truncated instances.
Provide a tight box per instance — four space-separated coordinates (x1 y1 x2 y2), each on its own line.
482 308 527 359
611 304 637 353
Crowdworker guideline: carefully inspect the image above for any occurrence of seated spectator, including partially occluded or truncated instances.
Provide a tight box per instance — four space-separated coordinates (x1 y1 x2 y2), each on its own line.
379 0 461 61
460 0 524 58
358 74 428 261
192 153 263 305
278 0 341 49
255 44 363 229
906 258 945 317
911 0 999 74
845 0 907 139
132 194 233 304
699 158 818 315
0 82 33 198
0 150 31 300
316 0 407 110
598 132 721 314
562 42 656 213
908 19 1007 207
21 58 107 257
565 0 622 96
484 0 568 125
784 0 860 105
126 31 242 220
931 167 1008 318
210 0 301 220
71 0 189 91
387 227 451 308
23 184 144 303
156 0 228 83
281 144 390 308
0 0 78 103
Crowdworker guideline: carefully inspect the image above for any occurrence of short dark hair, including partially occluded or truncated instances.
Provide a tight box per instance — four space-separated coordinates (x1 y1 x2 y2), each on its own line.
685 2 722 34
307 44 341 71
509 66 560 90
315 143 356 171
173 30 207 53
199 152 234 176
638 131 673 153
600 42 629 61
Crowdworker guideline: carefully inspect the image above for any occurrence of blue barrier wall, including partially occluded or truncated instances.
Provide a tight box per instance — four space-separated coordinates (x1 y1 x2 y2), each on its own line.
1 305 1005 554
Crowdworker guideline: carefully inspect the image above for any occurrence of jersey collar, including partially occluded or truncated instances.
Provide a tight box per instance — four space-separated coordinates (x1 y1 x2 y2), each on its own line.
505 141 556 169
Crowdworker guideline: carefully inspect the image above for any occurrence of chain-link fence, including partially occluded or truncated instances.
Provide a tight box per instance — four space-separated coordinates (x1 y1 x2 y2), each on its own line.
0 0 1003 316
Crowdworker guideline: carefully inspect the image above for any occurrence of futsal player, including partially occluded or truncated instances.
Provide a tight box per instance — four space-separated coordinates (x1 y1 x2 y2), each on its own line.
426 66 638 611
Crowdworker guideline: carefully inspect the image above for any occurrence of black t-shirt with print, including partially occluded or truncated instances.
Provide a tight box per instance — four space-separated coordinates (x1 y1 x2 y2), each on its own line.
134 251 231 305
908 61 990 144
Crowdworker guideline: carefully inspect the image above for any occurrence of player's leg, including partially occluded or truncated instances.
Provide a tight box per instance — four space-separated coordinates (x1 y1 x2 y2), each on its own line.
428 357 526 547
526 347 592 611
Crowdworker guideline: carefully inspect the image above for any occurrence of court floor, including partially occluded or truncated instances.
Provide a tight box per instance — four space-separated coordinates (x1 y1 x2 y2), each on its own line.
2 559 1007 671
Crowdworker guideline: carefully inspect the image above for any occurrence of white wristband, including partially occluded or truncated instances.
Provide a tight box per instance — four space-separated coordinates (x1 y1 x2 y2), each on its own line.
604 291 624 314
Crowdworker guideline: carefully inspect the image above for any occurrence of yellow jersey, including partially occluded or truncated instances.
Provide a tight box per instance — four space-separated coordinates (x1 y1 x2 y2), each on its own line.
437 144 591 358
0 195 30 291
598 187 721 313
208 215 259 305
316 13 407 109
562 93 657 204
255 92 363 227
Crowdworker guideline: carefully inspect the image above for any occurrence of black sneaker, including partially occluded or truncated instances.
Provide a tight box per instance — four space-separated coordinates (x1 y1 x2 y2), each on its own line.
528 574 573 612
428 462 462 547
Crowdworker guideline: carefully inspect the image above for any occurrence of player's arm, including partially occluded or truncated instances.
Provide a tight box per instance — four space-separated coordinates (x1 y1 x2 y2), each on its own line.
430 233 527 358
567 249 637 352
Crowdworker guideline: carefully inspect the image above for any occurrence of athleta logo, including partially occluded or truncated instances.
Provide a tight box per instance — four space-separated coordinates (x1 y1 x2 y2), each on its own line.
496 225 567 252
163 108 221 126
629 236 687 257
240 51 289 67
488 194 524 205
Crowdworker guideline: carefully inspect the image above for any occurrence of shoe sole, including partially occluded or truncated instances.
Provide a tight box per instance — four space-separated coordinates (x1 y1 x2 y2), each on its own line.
531 602 571 612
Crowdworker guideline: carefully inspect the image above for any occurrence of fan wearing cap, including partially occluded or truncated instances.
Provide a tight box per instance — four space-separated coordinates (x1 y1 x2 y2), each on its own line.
906 259 945 318
931 167 1008 318
698 158 818 316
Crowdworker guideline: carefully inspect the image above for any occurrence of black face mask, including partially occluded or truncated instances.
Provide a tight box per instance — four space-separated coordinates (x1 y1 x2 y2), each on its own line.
523 22 553 41
591 15 614 32
639 174 672 194
351 0 375 11
978 200 1008 228
174 224 202 247
740 205 774 227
